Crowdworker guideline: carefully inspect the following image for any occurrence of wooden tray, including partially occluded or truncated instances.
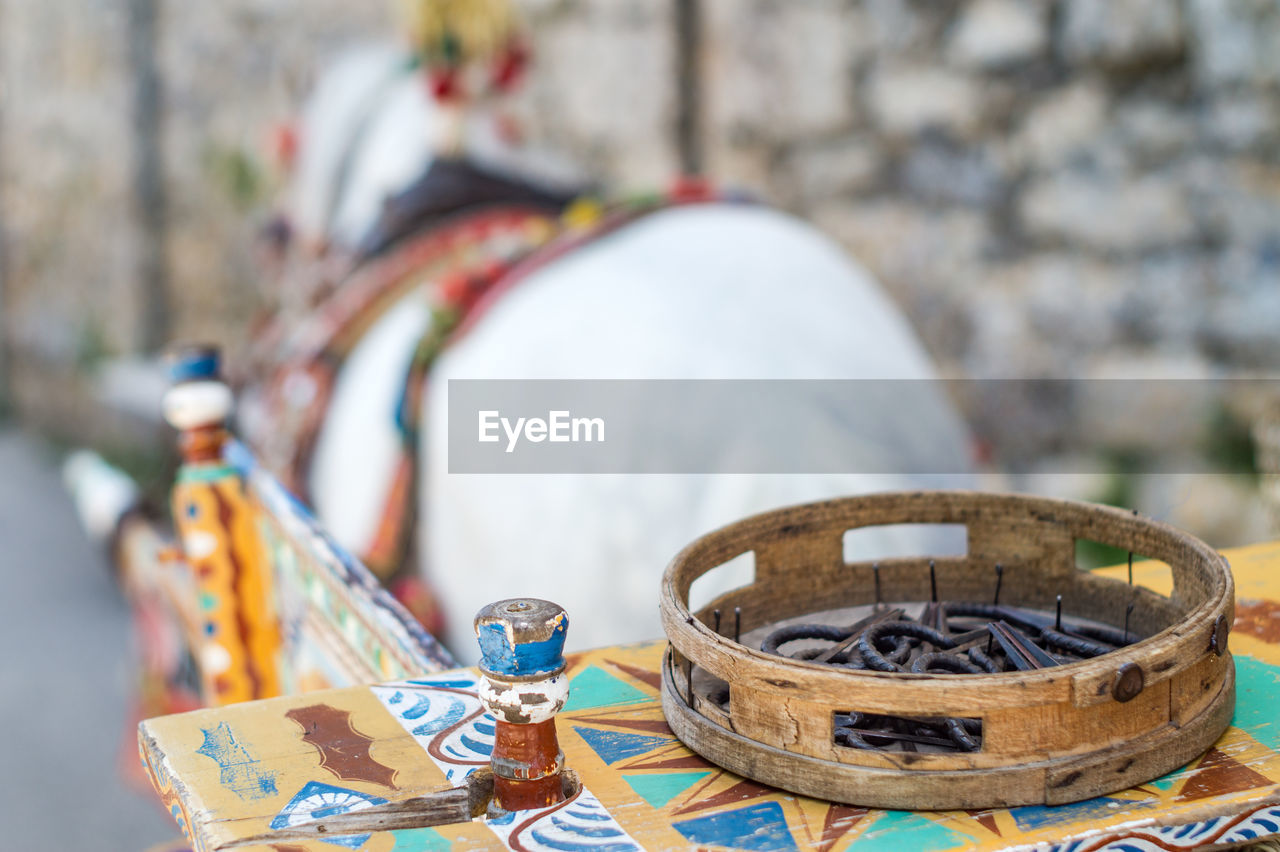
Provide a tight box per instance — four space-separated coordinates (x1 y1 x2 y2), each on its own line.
659 491 1236 810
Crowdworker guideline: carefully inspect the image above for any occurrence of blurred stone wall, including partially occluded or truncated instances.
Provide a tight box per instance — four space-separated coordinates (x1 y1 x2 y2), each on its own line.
2 0 1278 461
0 0 138 423
0 0 393 431
697 0 1280 385
511 0 681 186
687 0 1280 472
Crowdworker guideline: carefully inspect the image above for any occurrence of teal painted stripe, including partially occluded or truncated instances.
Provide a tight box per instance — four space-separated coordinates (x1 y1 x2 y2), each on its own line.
851 810 971 851
1234 655 1280 750
390 827 451 851
562 664 650 712
176 464 236 484
623 771 710 809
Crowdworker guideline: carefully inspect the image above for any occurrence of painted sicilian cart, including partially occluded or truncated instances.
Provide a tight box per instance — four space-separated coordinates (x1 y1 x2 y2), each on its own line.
110 350 1280 849
75 1 1280 848
138 535 1280 852
108 354 1280 850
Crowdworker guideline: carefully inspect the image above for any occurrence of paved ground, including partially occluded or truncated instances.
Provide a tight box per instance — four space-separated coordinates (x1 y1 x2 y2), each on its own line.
0 428 177 850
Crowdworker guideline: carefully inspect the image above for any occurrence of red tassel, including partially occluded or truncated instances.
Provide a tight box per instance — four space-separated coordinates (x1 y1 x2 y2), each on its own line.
430 67 461 102
491 41 529 92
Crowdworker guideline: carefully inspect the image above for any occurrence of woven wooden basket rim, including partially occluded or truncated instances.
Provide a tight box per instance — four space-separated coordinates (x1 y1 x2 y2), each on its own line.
660 489 1232 707
657 490 1235 807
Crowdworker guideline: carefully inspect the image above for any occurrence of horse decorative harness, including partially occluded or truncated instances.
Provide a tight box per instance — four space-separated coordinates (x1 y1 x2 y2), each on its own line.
247 157 723 636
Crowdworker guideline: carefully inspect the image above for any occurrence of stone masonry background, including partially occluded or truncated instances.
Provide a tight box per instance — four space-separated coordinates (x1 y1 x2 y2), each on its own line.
1 0 1278 539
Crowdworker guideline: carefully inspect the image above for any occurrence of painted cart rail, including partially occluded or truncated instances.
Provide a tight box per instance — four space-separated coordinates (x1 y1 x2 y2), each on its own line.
91 346 455 724
139 540 1280 851
225 437 456 690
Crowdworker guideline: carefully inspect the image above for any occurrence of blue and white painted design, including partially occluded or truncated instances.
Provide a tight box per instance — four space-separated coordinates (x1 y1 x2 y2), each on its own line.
270 780 388 849
1046 803 1280 851
372 672 493 784
486 787 641 852
195 721 277 800
374 674 640 851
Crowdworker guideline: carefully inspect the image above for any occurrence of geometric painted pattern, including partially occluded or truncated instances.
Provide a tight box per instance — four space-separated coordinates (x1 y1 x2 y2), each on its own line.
1010 797 1157 832
574 726 673 766
562 665 651 712
673 801 798 851
847 810 973 852
622 771 710 808
1043 803 1280 851
373 670 643 850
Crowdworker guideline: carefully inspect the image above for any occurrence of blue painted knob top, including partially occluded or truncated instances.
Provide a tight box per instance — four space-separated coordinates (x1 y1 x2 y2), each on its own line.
475 598 568 678
168 343 222 384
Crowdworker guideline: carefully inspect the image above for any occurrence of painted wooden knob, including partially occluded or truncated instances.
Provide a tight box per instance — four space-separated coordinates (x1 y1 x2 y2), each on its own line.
163 344 232 432
475 598 570 811
164 344 232 464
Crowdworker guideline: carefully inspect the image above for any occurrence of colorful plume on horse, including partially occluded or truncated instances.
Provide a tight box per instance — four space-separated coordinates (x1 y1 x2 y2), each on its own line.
395 0 527 102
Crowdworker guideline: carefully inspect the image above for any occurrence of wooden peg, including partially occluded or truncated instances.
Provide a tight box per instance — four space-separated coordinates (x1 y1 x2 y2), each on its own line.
475 598 570 811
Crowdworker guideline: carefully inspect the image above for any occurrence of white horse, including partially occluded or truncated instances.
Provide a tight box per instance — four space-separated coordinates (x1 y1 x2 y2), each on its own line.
256 46 976 661
283 43 579 256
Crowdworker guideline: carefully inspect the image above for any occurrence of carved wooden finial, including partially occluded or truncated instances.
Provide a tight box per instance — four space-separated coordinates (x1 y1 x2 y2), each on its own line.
475 598 569 811
163 342 281 705
163 344 232 464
